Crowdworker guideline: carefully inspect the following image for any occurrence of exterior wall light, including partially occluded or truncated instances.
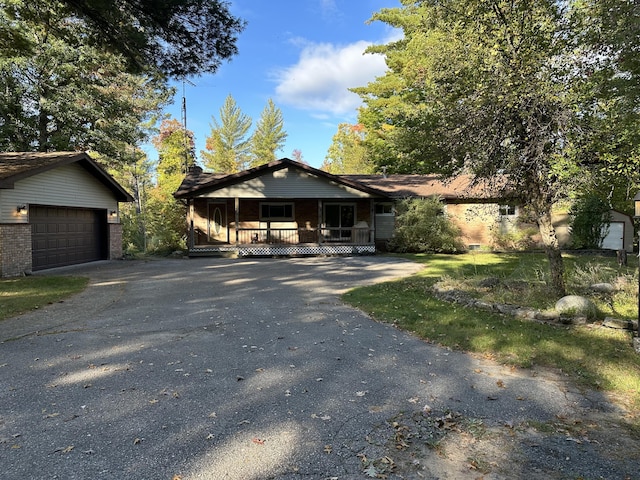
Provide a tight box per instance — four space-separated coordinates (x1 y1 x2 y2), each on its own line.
17 205 27 215
109 210 117 217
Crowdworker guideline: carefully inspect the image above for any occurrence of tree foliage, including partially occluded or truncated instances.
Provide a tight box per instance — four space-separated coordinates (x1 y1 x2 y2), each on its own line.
388 198 464 253
249 99 287 167
354 0 640 295
201 94 252 173
1 0 245 77
569 196 612 250
0 0 172 158
147 118 196 252
321 123 375 174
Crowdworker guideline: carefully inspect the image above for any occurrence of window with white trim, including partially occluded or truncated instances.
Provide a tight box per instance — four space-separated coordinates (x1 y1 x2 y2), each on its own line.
499 204 516 216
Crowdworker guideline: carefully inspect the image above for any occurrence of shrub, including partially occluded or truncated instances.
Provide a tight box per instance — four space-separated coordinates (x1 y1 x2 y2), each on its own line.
570 196 611 249
387 198 465 253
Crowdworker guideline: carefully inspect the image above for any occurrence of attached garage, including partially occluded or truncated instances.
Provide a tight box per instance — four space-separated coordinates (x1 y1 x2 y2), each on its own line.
0 152 133 277
30 205 108 271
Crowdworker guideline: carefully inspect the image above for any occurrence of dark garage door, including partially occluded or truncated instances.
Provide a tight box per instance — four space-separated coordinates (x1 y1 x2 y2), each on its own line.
31 205 107 271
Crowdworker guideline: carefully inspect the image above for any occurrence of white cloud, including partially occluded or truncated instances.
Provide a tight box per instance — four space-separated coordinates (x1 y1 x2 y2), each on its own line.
273 40 387 117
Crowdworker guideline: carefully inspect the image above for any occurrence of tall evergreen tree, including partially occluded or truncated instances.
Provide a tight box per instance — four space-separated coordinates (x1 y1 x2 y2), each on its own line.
0 0 172 158
201 94 252 173
1 0 245 77
248 98 287 167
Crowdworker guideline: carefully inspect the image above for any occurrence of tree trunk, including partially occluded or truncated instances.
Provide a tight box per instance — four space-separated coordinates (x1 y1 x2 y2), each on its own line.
537 210 566 296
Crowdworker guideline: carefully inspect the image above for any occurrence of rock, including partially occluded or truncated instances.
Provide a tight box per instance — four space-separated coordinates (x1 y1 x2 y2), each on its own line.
478 277 501 288
602 317 634 330
555 295 597 319
590 283 615 293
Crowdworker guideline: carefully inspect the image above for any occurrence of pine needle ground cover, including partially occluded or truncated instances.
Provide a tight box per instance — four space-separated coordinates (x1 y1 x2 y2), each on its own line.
343 253 640 415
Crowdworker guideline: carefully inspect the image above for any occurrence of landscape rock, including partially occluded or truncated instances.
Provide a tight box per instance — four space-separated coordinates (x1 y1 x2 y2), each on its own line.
602 317 634 330
590 283 615 293
555 295 597 318
478 277 501 288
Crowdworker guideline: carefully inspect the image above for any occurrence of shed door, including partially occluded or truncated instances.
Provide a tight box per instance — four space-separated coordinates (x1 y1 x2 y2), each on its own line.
31 205 107 271
601 222 624 250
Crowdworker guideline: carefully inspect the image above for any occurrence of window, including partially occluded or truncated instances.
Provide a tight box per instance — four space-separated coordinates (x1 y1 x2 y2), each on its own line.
324 203 355 240
375 203 394 215
260 203 294 220
499 204 516 216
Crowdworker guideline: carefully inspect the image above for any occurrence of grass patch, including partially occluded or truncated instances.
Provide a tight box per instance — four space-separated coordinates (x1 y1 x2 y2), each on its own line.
343 253 640 415
0 276 89 321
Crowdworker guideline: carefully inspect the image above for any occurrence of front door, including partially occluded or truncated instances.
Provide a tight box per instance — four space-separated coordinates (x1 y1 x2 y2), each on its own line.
207 202 228 243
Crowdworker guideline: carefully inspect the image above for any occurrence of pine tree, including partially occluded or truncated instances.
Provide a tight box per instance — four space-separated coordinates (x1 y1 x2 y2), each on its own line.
249 99 287 167
201 94 252 173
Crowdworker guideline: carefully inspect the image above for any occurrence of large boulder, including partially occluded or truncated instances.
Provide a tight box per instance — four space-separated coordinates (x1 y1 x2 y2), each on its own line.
555 295 597 319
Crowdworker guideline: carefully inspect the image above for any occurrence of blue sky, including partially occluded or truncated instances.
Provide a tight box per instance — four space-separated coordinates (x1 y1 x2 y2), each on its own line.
147 0 401 169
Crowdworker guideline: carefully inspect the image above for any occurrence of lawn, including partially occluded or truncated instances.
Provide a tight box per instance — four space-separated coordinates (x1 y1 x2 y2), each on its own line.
343 252 640 417
0 276 89 321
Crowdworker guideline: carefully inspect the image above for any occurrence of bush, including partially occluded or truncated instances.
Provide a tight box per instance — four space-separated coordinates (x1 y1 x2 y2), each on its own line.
570 196 611 249
387 197 465 253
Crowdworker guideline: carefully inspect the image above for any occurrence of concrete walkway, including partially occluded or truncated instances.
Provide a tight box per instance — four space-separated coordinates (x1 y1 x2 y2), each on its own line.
0 257 629 479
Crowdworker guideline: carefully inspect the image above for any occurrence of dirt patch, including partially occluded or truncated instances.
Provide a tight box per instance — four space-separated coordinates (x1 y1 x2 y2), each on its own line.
362 408 640 479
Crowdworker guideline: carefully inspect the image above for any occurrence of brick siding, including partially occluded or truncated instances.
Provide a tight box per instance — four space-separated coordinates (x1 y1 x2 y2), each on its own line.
109 223 123 260
0 224 33 277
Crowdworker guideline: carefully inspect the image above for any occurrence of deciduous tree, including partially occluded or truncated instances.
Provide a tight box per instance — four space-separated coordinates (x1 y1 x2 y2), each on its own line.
354 0 639 294
321 123 374 174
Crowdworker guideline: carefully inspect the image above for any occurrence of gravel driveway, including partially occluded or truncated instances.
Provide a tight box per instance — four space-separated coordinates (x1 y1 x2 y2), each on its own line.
0 257 637 479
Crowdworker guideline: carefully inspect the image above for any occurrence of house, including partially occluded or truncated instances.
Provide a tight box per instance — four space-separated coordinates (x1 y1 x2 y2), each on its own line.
174 158 634 257
173 158 392 257
0 151 133 277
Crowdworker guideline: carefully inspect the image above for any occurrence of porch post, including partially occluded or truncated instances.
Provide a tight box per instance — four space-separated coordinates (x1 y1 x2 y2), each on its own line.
317 200 323 245
369 199 375 244
235 197 240 244
189 200 195 250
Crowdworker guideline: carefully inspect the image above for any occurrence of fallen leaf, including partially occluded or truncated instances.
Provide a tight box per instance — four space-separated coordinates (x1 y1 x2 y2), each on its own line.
133 438 142 445
496 380 506 388
408 397 419 404
206 433 214 440
324 444 333 454
252 437 265 445
356 391 367 397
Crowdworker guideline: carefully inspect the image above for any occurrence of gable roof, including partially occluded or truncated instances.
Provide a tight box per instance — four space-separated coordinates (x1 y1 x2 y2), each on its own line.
174 158 391 199
341 174 511 201
0 151 133 202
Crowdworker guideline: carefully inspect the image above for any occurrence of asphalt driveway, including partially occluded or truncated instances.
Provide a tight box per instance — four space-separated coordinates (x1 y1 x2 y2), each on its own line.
0 257 634 479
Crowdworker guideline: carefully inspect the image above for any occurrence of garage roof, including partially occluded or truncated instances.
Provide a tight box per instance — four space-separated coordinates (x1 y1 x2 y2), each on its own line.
0 151 133 202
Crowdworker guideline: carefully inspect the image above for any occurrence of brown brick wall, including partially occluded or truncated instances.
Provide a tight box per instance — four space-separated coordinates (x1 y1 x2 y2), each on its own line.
0 224 32 277
109 223 123 260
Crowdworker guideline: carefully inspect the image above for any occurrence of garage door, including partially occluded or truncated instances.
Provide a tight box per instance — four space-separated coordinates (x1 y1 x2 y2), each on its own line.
31 205 107 271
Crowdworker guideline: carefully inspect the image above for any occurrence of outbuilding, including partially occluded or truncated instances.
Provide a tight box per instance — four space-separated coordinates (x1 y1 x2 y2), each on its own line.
0 151 133 277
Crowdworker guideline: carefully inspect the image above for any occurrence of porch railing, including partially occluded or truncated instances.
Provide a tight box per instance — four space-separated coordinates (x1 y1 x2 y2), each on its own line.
236 227 372 245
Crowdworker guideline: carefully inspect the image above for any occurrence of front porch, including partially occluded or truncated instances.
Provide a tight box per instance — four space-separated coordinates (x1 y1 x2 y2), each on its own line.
188 225 376 257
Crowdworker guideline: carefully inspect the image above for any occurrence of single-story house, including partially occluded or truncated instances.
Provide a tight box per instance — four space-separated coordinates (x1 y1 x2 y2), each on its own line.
174 158 391 256
0 151 133 277
174 158 634 257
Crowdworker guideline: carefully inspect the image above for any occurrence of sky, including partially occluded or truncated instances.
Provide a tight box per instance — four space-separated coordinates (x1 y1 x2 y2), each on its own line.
145 0 402 169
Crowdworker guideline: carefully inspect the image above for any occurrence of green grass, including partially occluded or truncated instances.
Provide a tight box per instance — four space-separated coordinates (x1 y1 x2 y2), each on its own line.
343 252 640 416
0 276 89 321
